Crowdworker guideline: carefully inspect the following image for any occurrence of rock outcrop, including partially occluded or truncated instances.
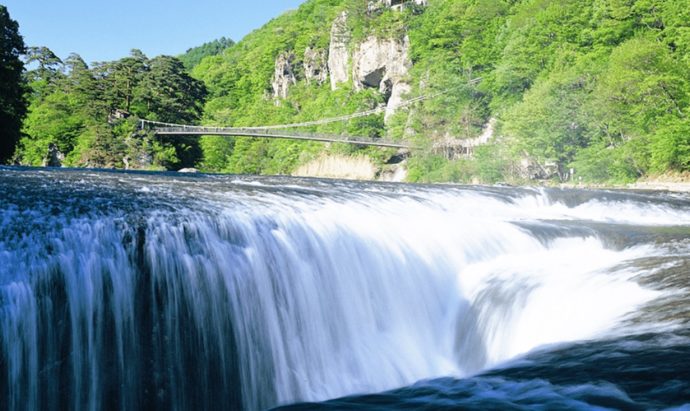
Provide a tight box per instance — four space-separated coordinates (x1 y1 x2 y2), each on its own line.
281 4 419 117
328 12 351 90
352 36 411 91
368 0 428 13
379 160 408 182
352 36 412 122
431 118 496 159
464 118 496 148
304 47 328 86
42 143 64 167
178 168 200 173
385 81 411 122
272 52 297 100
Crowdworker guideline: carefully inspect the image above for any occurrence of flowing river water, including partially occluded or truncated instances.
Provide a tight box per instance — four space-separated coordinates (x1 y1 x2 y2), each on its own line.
1 167 689 410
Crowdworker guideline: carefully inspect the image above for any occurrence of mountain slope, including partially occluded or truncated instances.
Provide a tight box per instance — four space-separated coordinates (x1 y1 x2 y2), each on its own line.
165 0 690 182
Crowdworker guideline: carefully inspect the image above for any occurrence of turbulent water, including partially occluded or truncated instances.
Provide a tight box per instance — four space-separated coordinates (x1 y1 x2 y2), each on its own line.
1 167 689 410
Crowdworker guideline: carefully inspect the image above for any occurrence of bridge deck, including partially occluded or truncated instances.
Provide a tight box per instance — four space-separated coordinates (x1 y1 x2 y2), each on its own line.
152 126 412 149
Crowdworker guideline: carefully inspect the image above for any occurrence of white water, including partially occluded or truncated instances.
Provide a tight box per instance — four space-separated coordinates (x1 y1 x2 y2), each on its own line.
0 174 677 410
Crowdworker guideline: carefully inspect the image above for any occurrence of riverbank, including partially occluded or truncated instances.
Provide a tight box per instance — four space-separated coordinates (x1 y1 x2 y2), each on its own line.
627 173 690 192
627 181 690 192
557 181 690 193
557 173 690 193
555 182 690 193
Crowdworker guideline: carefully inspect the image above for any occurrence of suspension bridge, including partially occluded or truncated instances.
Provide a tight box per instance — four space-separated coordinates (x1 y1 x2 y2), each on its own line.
141 121 412 148
140 78 482 150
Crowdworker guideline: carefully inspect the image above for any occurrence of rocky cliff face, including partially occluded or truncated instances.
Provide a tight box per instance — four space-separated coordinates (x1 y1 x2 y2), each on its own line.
304 47 328 86
385 81 411 122
352 36 412 122
328 11 351 90
352 36 411 92
274 3 421 120
272 52 297 100
368 0 428 13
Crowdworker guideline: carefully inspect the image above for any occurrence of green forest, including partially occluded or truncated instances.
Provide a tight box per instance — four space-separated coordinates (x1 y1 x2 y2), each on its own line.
1 0 689 184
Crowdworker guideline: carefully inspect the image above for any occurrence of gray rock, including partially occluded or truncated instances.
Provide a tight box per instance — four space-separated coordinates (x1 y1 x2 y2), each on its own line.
271 52 297 100
385 82 411 123
178 168 200 173
304 47 328 86
42 143 64 167
328 12 351 90
352 36 412 123
368 0 427 13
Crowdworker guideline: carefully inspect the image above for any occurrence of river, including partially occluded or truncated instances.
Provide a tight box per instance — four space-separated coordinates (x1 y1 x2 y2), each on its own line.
1 167 689 410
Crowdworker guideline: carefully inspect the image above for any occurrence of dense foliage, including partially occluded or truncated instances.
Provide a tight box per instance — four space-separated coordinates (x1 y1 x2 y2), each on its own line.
16 50 207 169
178 37 235 70
0 5 27 163
7 0 690 183
191 0 393 175
187 0 689 182
401 0 690 183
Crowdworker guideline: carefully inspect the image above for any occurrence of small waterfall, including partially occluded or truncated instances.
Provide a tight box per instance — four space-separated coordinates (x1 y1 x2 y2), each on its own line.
0 170 673 410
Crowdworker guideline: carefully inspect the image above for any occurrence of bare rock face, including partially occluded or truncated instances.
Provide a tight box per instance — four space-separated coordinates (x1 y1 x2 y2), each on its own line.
368 0 427 13
378 160 408 182
272 52 297 100
367 1 385 14
328 12 351 90
304 47 328 86
385 81 411 122
353 36 411 91
352 36 412 122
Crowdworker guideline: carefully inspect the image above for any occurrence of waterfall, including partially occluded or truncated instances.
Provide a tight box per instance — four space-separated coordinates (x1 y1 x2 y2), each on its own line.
0 170 674 410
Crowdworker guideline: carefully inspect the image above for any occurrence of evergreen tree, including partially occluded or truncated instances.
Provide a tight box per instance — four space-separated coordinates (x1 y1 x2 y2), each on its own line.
138 55 206 123
100 49 149 114
179 37 234 70
0 5 27 163
25 46 63 84
136 56 207 168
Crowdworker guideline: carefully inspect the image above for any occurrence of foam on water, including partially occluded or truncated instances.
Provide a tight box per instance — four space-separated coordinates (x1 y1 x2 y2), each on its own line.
0 169 683 410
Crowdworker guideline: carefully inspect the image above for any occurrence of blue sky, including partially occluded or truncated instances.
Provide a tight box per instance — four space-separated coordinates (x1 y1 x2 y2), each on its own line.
2 0 305 64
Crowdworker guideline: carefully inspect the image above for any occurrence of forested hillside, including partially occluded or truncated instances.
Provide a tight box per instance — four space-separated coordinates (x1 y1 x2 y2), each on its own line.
5 0 690 183
191 0 392 175
189 0 689 183
16 48 206 169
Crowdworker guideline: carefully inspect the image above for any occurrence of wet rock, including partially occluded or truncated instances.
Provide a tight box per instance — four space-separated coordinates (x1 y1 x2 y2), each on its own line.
42 143 64 167
378 159 408 182
178 168 200 173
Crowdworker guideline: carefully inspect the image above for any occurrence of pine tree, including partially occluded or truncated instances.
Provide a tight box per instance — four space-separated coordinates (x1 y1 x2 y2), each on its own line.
0 6 27 163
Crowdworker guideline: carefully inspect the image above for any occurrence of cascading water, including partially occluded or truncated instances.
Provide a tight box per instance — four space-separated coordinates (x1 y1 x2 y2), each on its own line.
1 168 689 410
